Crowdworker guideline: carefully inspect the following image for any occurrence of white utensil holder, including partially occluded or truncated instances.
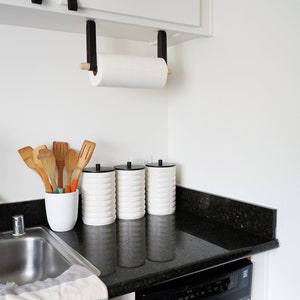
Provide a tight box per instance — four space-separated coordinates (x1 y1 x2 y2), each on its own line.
45 189 78 232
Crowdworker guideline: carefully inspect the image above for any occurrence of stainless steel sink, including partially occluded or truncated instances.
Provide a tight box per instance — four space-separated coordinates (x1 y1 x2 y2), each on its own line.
0 226 100 285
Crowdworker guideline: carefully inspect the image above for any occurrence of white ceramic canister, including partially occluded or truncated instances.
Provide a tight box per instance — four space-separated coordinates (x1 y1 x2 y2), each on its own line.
81 163 116 226
146 159 176 215
114 161 145 220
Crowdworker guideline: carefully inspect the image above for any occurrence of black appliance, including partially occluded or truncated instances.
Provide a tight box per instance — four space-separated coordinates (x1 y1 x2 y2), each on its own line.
136 259 252 300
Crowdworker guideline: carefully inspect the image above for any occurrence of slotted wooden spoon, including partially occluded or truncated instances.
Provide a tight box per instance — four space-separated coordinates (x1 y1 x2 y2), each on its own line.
38 148 58 193
32 145 53 193
52 141 68 189
70 140 96 192
65 149 78 193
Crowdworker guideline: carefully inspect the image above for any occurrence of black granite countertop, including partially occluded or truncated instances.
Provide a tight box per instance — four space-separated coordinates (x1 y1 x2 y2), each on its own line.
0 186 279 298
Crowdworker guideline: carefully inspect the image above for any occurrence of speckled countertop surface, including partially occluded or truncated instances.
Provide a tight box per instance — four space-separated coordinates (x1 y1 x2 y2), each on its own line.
0 186 279 298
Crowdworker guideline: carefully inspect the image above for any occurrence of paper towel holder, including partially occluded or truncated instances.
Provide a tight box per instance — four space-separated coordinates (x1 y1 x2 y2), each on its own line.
80 20 170 75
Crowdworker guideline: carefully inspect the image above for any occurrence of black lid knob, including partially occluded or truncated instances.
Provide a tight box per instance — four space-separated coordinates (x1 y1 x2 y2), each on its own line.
127 161 132 169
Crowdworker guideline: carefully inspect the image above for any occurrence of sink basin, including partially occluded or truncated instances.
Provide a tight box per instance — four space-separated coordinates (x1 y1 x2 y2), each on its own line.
0 226 100 285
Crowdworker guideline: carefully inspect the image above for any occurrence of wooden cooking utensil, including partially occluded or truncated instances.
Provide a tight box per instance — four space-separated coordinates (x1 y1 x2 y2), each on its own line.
52 141 68 189
65 149 78 193
38 148 59 193
32 145 53 193
70 140 96 192
18 146 42 178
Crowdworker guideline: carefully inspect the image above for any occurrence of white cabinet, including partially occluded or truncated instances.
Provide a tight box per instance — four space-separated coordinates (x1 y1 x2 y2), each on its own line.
0 0 212 45
60 0 201 27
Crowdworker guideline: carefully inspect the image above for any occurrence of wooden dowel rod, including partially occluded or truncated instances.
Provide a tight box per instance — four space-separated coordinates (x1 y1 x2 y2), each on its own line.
80 62 91 70
80 62 172 75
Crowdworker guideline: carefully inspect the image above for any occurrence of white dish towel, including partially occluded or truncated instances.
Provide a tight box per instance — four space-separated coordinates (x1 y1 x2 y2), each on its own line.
0 265 108 300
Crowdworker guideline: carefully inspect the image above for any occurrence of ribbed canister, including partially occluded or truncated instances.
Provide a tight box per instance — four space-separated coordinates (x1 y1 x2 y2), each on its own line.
114 162 145 220
81 164 116 226
146 159 176 215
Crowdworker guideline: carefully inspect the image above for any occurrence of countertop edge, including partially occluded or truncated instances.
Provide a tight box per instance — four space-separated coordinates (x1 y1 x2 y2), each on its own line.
107 239 279 298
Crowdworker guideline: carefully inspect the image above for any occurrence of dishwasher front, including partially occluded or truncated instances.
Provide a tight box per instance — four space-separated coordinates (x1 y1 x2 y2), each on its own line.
135 258 252 300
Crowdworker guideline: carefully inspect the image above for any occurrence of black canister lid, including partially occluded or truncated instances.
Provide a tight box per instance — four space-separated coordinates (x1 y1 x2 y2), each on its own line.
114 161 145 171
146 159 175 168
83 163 114 173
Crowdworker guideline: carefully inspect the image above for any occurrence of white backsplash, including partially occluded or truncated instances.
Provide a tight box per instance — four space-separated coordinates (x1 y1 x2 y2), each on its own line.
0 24 168 203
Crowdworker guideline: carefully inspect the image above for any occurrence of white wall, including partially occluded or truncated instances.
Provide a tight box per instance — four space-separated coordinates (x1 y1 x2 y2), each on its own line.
168 0 300 299
0 24 168 203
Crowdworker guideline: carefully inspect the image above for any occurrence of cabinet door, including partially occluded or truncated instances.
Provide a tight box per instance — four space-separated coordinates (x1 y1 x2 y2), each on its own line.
60 0 200 27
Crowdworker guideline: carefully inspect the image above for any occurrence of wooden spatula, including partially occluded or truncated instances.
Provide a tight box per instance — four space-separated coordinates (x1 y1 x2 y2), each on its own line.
52 141 68 189
70 140 96 192
18 146 42 178
38 148 59 193
65 149 78 193
32 145 53 193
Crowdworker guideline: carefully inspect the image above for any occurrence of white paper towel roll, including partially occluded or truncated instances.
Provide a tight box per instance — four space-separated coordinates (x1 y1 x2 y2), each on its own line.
89 54 168 88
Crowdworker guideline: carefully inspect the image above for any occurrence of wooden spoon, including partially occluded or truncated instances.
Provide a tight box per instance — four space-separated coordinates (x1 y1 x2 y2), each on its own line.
52 141 68 189
38 148 58 193
65 149 78 193
32 145 53 193
71 140 96 192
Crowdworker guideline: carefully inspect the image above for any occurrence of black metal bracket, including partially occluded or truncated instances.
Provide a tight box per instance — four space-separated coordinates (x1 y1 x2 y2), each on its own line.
86 20 97 72
157 30 167 64
68 0 78 11
31 0 42 4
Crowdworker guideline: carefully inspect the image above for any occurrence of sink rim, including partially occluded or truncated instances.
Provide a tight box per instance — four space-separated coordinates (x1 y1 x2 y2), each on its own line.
0 226 100 277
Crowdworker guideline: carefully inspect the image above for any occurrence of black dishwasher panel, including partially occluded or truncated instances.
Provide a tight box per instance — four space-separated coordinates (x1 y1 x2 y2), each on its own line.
136 259 252 300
